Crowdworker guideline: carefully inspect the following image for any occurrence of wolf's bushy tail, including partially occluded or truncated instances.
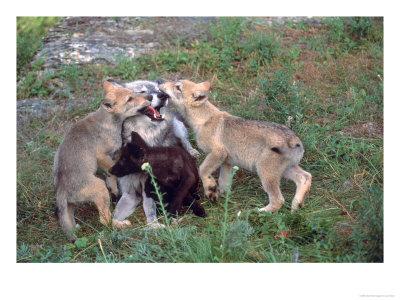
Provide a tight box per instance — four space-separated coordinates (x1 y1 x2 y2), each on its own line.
55 190 76 241
271 137 305 165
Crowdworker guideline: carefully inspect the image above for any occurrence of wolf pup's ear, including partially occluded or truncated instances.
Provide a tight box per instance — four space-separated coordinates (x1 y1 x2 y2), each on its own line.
155 78 164 85
130 131 148 148
103 80 117 93
106 79 125 88
200 81 211 91
192 90 209 106
101 99 114 112
131 131 142 143
175 82 183 93
127 142 144 159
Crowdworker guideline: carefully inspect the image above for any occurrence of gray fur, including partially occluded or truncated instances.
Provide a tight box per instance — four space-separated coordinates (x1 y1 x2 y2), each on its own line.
110 79 200 225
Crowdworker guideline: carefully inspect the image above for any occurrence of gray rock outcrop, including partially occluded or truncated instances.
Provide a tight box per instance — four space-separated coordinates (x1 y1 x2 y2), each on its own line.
33 17 216 68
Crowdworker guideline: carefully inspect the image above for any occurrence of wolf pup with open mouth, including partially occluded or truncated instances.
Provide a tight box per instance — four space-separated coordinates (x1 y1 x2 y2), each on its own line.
53 81 152 240
160 80 312 213
106 79 200 228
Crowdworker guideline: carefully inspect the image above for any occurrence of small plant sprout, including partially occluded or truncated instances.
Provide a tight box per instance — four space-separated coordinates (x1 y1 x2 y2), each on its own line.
141 162 150 171
285 116 293 128
221 166 239 259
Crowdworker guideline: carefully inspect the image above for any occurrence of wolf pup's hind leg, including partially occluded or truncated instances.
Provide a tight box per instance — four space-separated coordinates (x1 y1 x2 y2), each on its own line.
256 161 286 213
78 177 112 226
283 164 312 211
142 192 165 228
218 162 233 195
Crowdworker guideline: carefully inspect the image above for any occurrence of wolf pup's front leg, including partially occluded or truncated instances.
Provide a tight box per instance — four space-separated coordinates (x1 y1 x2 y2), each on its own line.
97 154 119 201
172 118 201 158
198 148 228 201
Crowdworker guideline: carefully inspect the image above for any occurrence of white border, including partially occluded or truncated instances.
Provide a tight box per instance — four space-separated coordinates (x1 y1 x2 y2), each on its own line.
3 1 399 299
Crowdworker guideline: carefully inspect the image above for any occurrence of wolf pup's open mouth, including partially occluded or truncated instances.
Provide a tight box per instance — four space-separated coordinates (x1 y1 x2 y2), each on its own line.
141 105 165 121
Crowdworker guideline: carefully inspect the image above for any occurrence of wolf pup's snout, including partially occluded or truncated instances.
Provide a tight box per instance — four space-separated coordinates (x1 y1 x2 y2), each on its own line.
109 164 120 176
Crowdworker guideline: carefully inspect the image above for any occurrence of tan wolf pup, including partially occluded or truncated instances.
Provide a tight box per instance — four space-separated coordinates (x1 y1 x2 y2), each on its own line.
54 81 152 240
160 80 311 213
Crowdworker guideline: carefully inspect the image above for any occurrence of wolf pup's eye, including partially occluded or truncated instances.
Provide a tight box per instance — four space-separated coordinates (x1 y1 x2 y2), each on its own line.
127 97 134 102
176 85 182 92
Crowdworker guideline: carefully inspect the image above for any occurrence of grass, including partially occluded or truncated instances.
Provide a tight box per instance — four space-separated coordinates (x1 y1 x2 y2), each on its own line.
16 17 383 263
17 17 60 76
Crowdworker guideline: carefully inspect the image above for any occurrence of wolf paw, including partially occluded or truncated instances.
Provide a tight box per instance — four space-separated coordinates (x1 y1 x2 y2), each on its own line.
106 175 119 197
291 199 304 213
206 185 219 202
112 219 132 228
148 221 165 229
191 200 206 217
258 206 272 213
189 148 201 158
259 204 282 213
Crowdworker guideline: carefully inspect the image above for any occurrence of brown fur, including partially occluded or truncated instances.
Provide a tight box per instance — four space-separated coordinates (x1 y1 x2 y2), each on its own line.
160 80 311 213
54 81 152 240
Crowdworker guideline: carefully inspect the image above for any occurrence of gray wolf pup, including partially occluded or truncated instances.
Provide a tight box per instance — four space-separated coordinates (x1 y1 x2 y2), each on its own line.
54 81 152 240
160 80 312 213
106 79 200 228
109 131 206 218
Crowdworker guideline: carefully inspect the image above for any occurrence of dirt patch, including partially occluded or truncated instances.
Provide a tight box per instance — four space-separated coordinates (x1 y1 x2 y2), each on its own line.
339 121 383 137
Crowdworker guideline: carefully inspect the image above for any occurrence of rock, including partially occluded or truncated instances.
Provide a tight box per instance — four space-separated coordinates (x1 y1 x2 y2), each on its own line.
17 98 86 121
33 17 158 68
33 17 217 68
